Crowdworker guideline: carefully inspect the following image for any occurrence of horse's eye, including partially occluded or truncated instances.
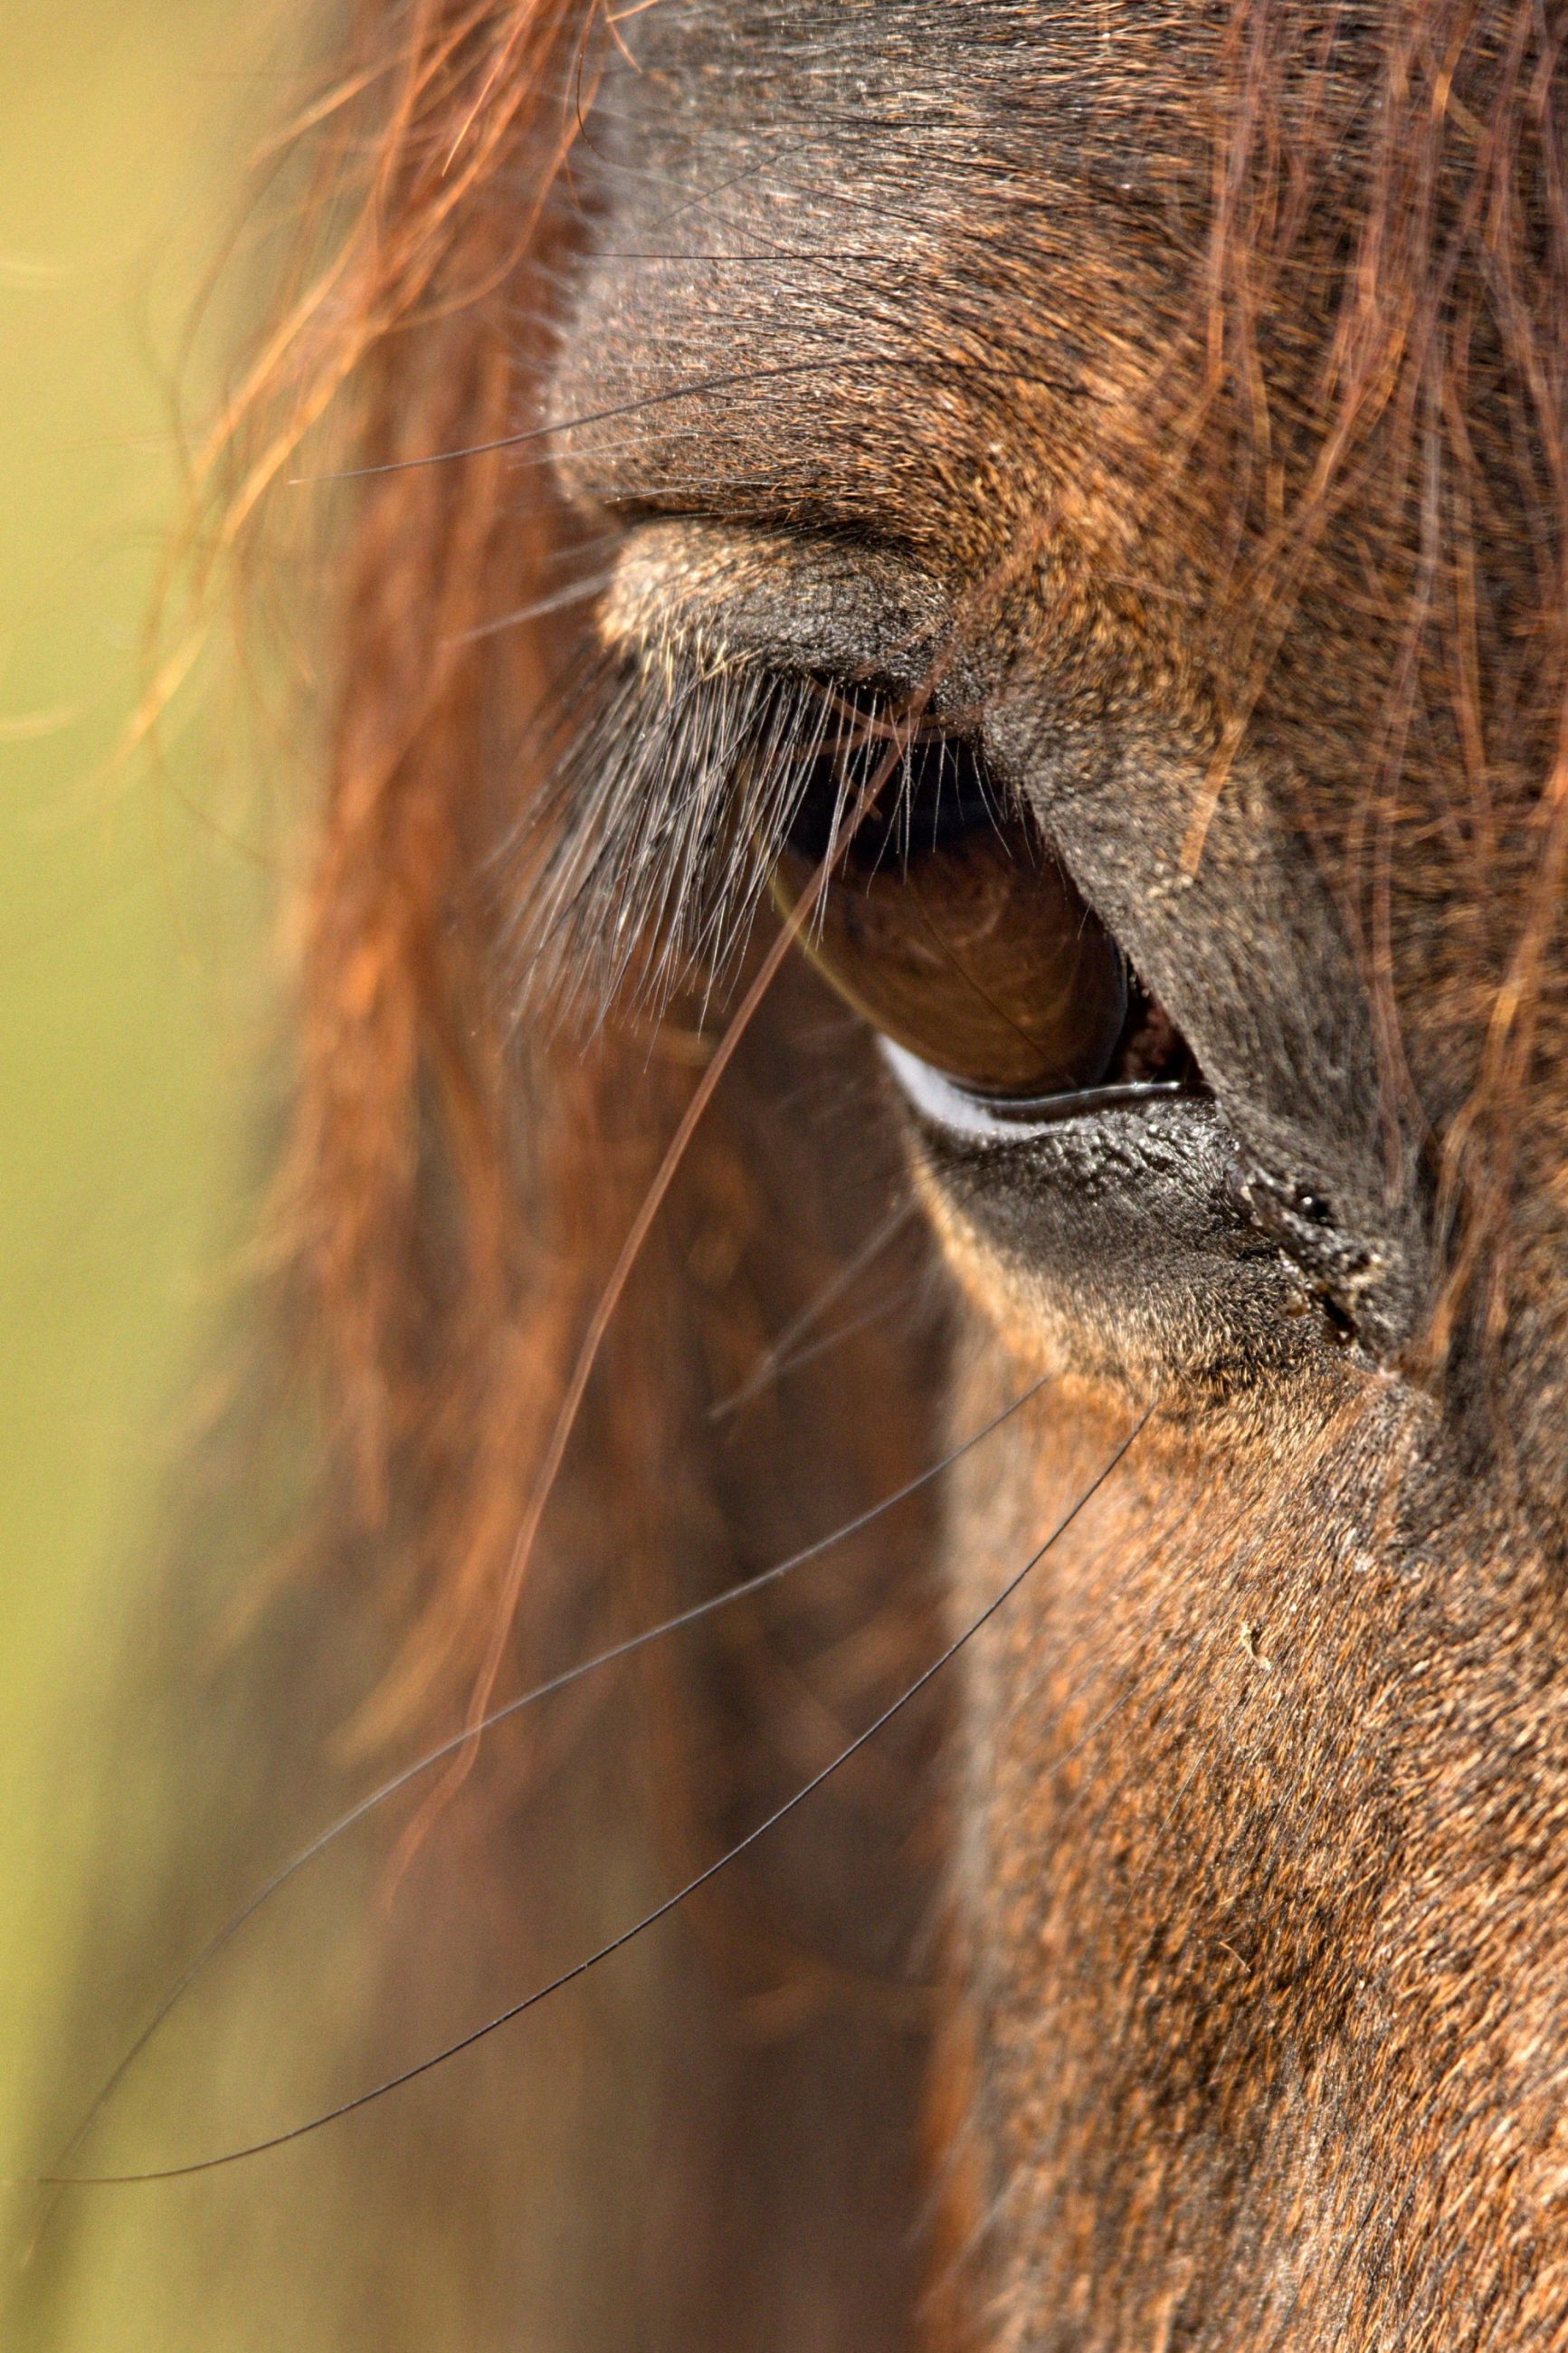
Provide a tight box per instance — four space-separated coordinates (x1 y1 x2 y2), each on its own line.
771 721 1130 1105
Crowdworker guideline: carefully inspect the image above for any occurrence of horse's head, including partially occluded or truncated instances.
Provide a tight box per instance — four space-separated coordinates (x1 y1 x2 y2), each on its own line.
532 5 1568 2339
30 7 1568 2348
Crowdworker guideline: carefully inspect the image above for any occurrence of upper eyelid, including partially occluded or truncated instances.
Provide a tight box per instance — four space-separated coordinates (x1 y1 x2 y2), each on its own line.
521 610 994 1030
596 517 971 708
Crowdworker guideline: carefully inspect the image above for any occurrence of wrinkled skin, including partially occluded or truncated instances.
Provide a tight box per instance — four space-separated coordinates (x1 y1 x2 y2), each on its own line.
551 5 1568 2346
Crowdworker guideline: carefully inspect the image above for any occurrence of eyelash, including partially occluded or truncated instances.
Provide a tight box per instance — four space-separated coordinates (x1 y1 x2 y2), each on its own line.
512 643 946 1030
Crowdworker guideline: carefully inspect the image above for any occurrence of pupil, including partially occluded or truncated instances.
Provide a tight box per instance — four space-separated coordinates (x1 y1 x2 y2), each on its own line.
783 727 1001 868
774 719 1130 1104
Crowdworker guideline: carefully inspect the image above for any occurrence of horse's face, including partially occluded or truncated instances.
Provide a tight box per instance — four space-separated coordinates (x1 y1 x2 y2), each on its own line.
546 3 1568 2339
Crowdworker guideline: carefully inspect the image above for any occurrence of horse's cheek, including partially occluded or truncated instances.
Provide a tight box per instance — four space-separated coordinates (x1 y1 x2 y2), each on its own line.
932 1342 1501 2341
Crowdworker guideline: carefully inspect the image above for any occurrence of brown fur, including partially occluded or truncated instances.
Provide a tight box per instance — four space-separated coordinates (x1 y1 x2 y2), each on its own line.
20 4 1568 2347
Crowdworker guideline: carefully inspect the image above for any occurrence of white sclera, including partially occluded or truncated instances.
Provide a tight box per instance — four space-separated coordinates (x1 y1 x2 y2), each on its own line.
880 1040 1069 1140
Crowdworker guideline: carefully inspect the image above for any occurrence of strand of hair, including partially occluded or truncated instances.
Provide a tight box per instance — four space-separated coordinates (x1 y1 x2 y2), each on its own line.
29 1405 1152 2189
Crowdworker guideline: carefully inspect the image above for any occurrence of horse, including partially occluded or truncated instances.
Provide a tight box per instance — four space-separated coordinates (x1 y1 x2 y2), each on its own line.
17 4 1568 2347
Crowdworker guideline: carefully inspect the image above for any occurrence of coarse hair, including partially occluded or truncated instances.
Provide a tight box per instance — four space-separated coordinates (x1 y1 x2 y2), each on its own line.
204 0 1567 1772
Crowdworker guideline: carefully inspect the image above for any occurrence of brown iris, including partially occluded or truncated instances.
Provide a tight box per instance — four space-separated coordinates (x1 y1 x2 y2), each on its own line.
772 719 1128 1103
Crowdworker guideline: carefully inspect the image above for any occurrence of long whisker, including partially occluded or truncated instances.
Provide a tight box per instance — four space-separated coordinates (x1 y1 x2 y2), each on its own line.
36 1365 1044 2186
289 359 853 484
29 1404 1151 2188
712 1269 929 1415
451 568 622 644
708 1198 916 1422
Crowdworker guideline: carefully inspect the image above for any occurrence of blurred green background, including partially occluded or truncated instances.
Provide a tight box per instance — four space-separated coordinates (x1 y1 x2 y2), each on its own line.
0 0 292 2195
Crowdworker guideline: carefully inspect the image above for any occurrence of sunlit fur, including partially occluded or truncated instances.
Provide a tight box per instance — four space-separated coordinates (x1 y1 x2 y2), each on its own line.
18 5 1568 2348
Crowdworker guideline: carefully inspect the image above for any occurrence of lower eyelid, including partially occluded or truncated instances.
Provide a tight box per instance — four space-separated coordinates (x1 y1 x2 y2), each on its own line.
880 1041 1190 1140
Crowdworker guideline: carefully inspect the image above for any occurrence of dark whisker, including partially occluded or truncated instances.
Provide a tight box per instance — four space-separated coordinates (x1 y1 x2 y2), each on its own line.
30 1405 1151 2188
33 1364 1054 2186
451 569 620 646
288 359 857 485
735 1273 927 1396
708 1198 917 1421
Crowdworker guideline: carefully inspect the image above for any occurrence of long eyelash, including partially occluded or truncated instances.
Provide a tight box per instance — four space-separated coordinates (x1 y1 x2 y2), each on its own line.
507 635 914 1031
